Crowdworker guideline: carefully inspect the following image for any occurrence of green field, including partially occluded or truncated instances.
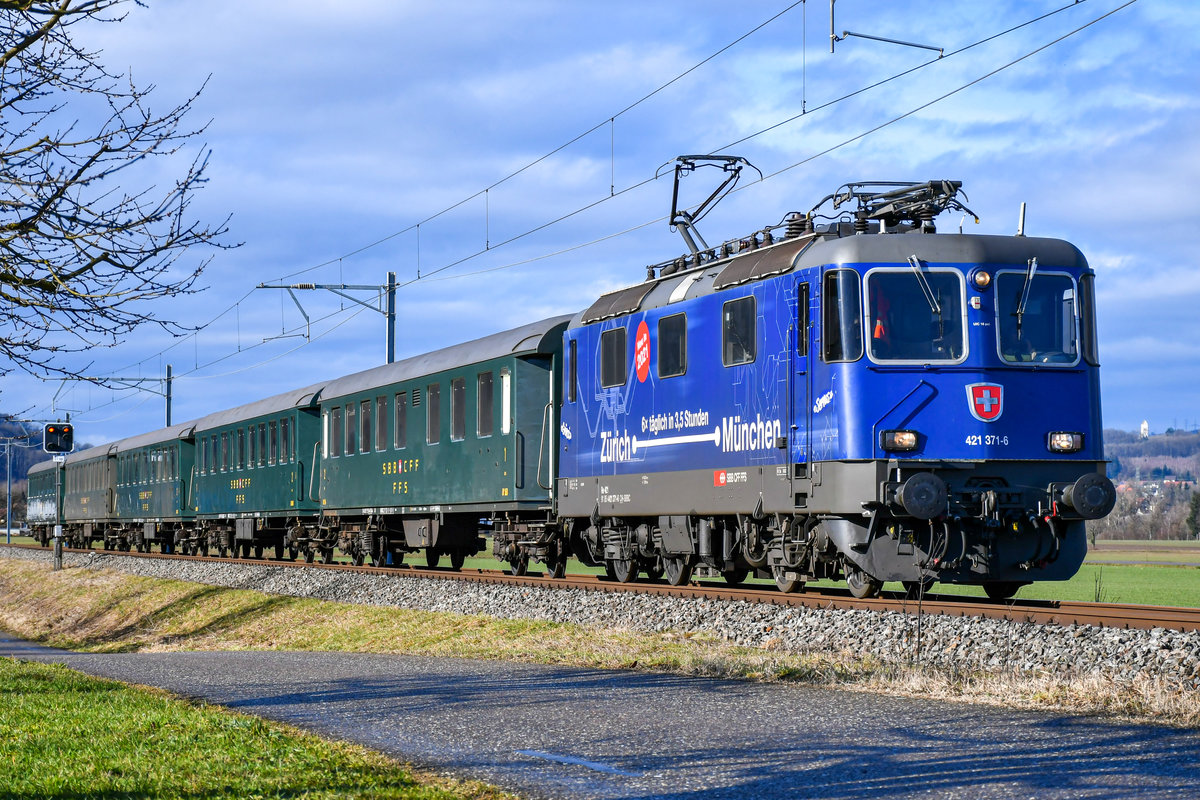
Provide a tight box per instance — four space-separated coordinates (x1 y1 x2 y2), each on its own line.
0 658 503 800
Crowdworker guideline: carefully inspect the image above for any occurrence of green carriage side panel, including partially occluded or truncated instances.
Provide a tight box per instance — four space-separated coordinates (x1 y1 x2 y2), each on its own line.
26 461 61 527
62 445 115 524
113 422 197 524
191 384 324 520
318 316 570 515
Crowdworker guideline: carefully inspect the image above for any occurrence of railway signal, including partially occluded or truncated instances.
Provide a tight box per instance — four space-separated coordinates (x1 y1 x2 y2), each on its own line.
43 422 74 453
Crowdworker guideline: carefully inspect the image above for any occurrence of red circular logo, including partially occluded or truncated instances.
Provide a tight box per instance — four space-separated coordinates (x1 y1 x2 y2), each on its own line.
635 321 650 383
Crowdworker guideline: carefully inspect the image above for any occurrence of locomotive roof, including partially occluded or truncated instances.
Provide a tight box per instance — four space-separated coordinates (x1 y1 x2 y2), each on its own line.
320 314 573 402
191 382 326 433
575 231 1088 326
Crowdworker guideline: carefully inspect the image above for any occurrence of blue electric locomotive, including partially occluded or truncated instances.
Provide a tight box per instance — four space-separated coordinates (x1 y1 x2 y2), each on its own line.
555 180 1115 599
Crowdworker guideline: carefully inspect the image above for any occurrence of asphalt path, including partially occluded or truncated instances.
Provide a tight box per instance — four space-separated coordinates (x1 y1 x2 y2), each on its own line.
3 634 1199 799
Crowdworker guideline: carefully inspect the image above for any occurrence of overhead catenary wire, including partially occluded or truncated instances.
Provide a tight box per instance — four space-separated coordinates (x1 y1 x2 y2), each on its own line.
40 0 1134 427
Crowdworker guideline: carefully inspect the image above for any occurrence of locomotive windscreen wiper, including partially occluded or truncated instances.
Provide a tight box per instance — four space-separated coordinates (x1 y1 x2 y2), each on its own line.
1015 257 1038 338
907 255 942 318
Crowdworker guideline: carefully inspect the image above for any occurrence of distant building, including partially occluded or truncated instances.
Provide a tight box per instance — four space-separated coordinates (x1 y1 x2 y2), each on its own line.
1140 420 1150 440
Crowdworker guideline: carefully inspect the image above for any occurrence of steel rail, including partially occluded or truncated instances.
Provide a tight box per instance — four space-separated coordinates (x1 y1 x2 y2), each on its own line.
9 544 1200 633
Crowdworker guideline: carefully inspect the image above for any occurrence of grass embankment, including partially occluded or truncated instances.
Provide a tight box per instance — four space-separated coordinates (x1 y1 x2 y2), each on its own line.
1 559 1198 730
0 657 507 799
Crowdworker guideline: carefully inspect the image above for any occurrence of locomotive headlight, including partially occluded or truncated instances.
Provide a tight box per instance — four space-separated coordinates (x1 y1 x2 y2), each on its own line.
881 430 919 452
1047 432 1084 453
971 270 992 290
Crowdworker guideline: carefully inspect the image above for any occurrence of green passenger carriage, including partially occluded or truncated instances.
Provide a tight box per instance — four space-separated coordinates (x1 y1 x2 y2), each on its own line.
190 385 323 558
112 423 197 552
312 316 571 569
61 445 115 548
26 460 61 545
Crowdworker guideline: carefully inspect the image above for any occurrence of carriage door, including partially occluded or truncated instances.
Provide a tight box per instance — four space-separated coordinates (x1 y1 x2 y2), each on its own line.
789 282 812 481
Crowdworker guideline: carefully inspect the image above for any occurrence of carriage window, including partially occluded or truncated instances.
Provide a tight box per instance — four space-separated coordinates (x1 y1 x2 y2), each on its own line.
345 403 356 456
375 396 388 451
202 437 211 474
658 313 687 377
331 407 343 457
269 420 279 464
451 378 466 442
221 432 229 472
600 327 627 387
798 283 810 352
237 429 246 470
426 383 441 445
823 269 864 362
258 423 267 466
169 448 177 481
248 425 257 468
567 339 577 403
867 267 965 363
500 369 511 435
394 392 408 449
1079 273 1099 366
996 270 1079 365
722 296 756 366
282 417 293 462
477 372 494 438
360 399 372 454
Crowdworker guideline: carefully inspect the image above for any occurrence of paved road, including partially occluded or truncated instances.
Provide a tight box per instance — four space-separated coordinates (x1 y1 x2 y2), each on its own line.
4 634 1199 799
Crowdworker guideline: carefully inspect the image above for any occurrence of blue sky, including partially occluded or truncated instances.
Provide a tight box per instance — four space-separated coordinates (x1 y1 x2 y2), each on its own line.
10 0 1199 443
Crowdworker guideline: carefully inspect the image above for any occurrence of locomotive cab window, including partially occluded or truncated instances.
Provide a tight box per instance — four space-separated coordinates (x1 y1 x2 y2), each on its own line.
658 313 687 377
822 269 864 363
722 296 756 366
866 267 965 363
995 269 1080 365
600 327 627 388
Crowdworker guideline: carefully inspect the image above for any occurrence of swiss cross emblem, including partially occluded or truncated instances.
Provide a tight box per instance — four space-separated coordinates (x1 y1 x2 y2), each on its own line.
966 383 1004 423
713 470 727 487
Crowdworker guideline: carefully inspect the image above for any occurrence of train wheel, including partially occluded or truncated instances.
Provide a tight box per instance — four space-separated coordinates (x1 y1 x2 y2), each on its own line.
199 542 210 557
253 545 264 560
371 536 388 568
450 551 466 571
903 579 934 600
984 581 1022 601
274 543 285 560
352 551 364 567
507 555 528 576
663 556 692 586
610 558 638 584
425 548 440 569
846 567 882 599
772 565 804 594
218 546 229 558
544 557 565 579
722 568 749 587
304 549 315 564
288 547 298 562
603 561 617 581
320 548 334 564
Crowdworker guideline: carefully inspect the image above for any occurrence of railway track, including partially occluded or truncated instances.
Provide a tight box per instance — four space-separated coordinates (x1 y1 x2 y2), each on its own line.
11 543 1200 633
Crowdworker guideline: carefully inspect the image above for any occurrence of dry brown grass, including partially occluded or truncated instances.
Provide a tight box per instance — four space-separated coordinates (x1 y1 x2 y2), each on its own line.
2 558 1198 728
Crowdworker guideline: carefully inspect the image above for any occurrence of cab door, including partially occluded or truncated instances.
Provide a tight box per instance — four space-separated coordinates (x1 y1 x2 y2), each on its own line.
789 281 812 473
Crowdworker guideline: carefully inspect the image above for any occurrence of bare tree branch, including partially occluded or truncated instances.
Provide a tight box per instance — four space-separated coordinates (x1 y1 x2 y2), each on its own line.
0 0 232 386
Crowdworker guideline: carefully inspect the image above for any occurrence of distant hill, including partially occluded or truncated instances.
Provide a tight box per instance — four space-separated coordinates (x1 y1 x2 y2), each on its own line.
1104 428 1200 482
0 419 51 486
